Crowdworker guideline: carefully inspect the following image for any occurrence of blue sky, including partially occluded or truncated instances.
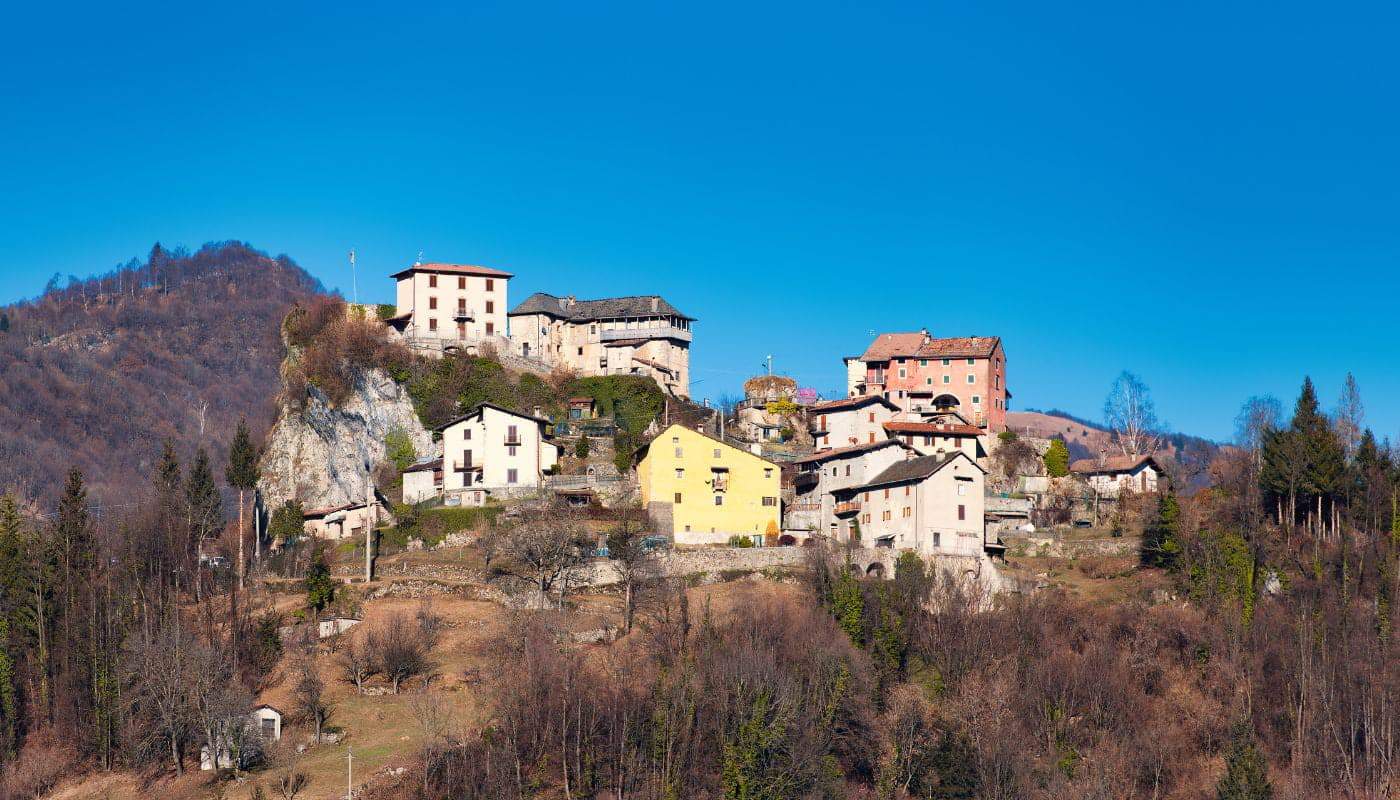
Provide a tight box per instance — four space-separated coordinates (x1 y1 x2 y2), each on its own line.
1 1 1396 442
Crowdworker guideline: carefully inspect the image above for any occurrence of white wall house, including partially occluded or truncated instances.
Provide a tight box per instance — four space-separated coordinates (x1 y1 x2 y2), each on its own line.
788 439 912 538
301 501 381 541
437 403 560 502
508 293 694 396
831 451 988 556
1070 454 1163 496
200 705 283 771
809 395 899 450
402 458 443 504
388 262 511 349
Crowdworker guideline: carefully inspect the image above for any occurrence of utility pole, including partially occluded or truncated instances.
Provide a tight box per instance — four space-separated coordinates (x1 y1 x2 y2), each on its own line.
349 250 357 305
364 460 374 584
766 354 773 375
346 747 354 800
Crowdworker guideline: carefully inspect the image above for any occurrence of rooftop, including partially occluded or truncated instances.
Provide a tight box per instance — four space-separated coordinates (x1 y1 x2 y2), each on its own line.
792 438 907 465
845 451 984 492
1070 454 1161 475
390 262 514 280
858 330 1002 361
509 292 694 322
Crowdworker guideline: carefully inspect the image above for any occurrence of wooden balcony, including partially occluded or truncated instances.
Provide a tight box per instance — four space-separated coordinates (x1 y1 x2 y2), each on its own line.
834 501 861 516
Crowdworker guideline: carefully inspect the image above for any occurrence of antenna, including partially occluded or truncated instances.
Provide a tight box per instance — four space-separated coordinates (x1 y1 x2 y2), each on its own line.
414 250 424 267
346 747 354 799
348 250 357 305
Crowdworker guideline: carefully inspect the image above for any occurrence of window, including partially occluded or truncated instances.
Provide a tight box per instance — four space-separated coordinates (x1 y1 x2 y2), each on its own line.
428 319 437 332
831 467 838 477
904 485 911 496
577 347 584 356
713 449 721 458
764 468 773 479
714 495 724 506
868 412 875 423
919 359 927 366
882 509 892 521
957 484 967 496
967 358 975 365
485 279 494 291
675 468 684 479
428 296 437 310
967 374 976 384
674 448 683 457
926 377 933 385
883 488 890 499
672 436 679 444
972 395 981 405
674 492 682 504
590 324 597 334
507 469 518 484
684 525 691 532
932 531 941 548
486 301 494 313
941 358 950 366
507 445 517 456
428 274 438 288
464 429 472 440
957 504 966 520
903 507 911 518
762 496 777 507
898 368 906 378
485 322 494 335
458 277 466 290
844 464 851 477
923 435 932 446
942 375 950 384
507 424 518 442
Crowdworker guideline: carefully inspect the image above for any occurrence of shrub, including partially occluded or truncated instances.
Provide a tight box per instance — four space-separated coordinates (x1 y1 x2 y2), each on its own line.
997 430 1019 442
728 535 756 548
384 427 417 473
575 435 591 459
1044 438 1071 477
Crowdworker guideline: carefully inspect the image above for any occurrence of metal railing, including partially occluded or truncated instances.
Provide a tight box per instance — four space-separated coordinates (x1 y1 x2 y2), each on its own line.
600 325 692 343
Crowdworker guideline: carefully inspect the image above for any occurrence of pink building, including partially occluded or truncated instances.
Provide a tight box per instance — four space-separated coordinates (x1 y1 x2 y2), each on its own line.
847 330 1009 432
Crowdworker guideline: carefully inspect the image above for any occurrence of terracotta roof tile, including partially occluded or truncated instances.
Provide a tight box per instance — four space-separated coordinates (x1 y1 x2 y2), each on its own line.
1070 454 1160 474
883 421 982 436
808 395 898 413
390 263 514 279
792 438 907 464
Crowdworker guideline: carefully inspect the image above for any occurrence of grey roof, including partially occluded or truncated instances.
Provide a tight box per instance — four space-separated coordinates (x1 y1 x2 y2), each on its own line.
841 451 984 492
509 292 694 321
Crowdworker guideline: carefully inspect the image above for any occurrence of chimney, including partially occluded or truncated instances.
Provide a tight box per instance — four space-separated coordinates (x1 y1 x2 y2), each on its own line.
565 295 576 307
920 327 930 343
650 297 659 312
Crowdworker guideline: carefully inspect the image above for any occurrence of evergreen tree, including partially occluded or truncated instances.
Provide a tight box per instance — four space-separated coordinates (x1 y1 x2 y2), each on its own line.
575 434 591 459
0 618 15 761
1216 722 1273 800
1141 492 1182 569
304 547 336 613
269 500 305 548
831 567 864 645
186 447 223 544
0 313 9 332
1292 378 1345 510
927 728 979 799
1043 439 1070 478
226 417 260 587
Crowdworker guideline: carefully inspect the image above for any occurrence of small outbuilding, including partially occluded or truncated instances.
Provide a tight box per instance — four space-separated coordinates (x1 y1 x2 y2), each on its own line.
1070 454 1163 496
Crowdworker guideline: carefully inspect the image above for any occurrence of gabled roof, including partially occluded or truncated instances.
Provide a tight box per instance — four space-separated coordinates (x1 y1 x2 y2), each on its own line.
858 332 928 361
402 457 443 474
633 423 778 469
883 421 982 436
792 438 908 465
1070 454 1161 475
857 331 1002 361
841 451 985 493
390 263 514 280
435 402 552 432
808 395 899 413
508 292 694 322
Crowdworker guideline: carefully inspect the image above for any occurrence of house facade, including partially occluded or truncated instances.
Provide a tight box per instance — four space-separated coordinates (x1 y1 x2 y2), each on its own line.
302 501 380 541
1070 454 1163 496
831 451 987 556
847 331 1009 431
437 403 560 502
787 439 912 538
882 420 985 460
809 395 899 449
388 262 511 349
509 293 694 396
637 424 780 546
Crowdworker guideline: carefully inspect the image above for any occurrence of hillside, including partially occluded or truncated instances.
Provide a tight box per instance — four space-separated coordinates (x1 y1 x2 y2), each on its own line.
1007 409 1223 489
0 242 322 507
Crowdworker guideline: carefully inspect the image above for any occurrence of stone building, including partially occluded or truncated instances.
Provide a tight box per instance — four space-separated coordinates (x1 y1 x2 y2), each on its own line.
385 262 512 353
830 451 988 555
508 293 693 396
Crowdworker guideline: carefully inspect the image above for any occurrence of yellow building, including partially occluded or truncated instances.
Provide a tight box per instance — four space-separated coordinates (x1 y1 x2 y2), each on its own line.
636 424 781 545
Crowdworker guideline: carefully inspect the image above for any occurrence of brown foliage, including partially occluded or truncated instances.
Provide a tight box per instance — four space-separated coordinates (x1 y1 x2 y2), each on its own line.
0 242 320 507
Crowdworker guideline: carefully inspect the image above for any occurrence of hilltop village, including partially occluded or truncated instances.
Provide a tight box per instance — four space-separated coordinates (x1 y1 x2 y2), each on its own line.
260 258 1161 585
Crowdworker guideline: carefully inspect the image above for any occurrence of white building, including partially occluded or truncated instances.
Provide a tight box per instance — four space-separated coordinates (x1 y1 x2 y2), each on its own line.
386 262 512 351
830 451 988 556
200 705 282 771
437 403 560 503
1070 454 1163 496
788 439 912 538
809 395 899 450
508 293 694 396
401 458 443 504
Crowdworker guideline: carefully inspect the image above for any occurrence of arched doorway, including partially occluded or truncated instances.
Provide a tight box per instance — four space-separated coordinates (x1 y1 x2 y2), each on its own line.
865 562 886 579
932 393 961 411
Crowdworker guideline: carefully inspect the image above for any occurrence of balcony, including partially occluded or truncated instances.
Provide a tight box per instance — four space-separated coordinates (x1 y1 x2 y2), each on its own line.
452 307 473 321
503 438 522 447
834 501 861 516
600 325 692 343
452 460 480 472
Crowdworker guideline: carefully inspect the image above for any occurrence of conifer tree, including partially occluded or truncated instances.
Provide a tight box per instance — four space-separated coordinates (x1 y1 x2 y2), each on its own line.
186 448 222 544
1142 491 1182 569
53 469 93 681
226 417 259 588
1043 439 1070 478
1217 722 1273 800
304 547 336 613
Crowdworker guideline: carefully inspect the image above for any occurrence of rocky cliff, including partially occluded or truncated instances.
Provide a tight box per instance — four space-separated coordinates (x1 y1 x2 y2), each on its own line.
258 368 434 511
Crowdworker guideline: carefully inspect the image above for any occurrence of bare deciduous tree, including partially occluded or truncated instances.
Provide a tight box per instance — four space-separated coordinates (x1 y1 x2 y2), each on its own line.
293 657 332 744
607 506 661 633
368 608 440 694
484 503 592 607
1103 371 1161 457
337 630 375 695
